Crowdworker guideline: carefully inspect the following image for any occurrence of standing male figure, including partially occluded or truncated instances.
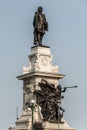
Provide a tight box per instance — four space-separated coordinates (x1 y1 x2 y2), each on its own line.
33 6 48 46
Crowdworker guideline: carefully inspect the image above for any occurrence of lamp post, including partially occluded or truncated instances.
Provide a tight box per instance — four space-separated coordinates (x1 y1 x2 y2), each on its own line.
8 125 12 130
27 99 35 130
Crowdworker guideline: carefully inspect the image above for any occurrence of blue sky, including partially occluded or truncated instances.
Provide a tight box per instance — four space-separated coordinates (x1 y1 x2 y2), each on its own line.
0 0 87 130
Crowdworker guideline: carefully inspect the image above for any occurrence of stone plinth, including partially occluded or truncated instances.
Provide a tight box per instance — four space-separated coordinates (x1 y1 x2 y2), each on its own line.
11 45 75 130
44 120 75 130
17 46 65 111
23 46 59 74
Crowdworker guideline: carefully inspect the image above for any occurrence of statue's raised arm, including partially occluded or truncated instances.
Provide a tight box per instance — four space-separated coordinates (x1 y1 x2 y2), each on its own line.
33 6 48 46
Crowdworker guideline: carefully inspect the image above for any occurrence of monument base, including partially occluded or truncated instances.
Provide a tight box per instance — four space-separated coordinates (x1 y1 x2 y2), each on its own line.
44 120 75 130
11 46 75 130
11 110 75 130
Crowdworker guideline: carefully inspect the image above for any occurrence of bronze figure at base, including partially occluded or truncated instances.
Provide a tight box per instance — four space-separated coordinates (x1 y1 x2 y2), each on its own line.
34 79 66 124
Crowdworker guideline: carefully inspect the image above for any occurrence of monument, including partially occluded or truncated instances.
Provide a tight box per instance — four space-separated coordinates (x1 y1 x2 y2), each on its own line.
9 7 76 130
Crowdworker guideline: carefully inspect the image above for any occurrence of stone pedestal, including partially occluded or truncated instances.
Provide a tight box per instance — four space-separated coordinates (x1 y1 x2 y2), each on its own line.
43 118 75 130
11 46 75 130
17 46 64 111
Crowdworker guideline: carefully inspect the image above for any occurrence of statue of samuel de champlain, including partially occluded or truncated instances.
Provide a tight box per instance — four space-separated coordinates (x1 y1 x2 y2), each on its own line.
33 6 48 46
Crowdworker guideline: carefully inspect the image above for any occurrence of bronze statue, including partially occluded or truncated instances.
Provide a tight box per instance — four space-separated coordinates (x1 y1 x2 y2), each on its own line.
34 79 77 123
48 103 65 123
56 85 67 103
34 79 66 123
33 6 48 46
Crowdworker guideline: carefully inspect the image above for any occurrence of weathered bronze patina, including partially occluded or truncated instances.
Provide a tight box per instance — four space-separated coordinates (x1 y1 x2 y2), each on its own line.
34 79 66 123
34 79 77 123
33 6 48 46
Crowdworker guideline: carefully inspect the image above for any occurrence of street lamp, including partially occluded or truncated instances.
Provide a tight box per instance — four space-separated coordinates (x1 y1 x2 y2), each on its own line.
27 99 35 130
8 125 12 130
